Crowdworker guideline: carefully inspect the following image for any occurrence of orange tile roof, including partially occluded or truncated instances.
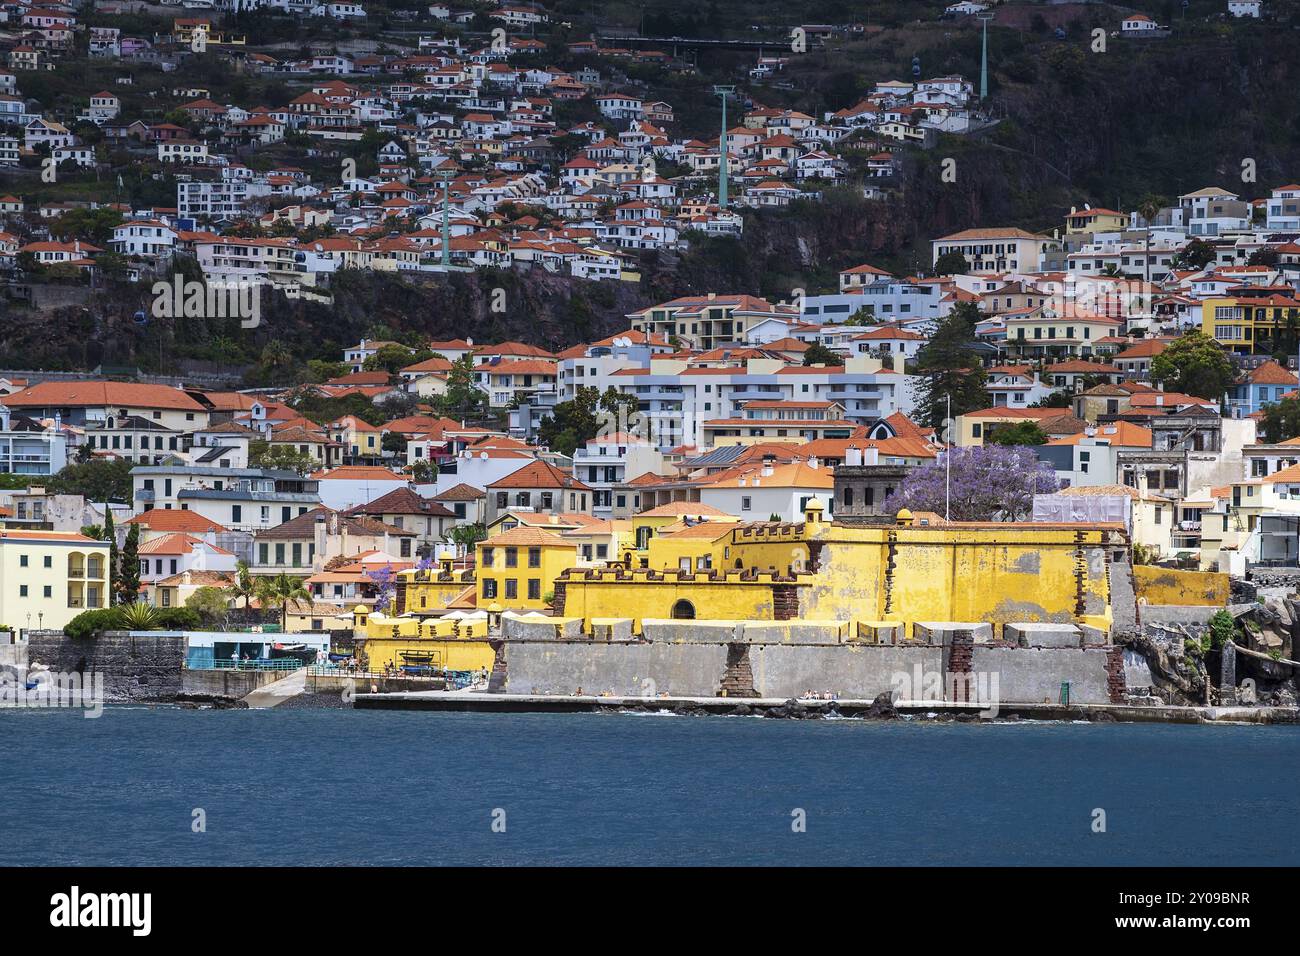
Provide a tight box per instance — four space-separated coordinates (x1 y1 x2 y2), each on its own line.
124 509 228 533
4 381 206 411
483 526 574 547
488 459 591 491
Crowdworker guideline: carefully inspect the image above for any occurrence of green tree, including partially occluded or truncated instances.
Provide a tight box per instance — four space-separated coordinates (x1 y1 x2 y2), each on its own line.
225 560 260 616
118 522 141 604
48 459 133 502
986 421 1049 446
1150 332 1234 401
363 343 430 375
932 251 970 276
410 459 438 484
1172 239 1215 271
186 586 231 628
50 207 124 246
250 440 318 476
803 342 840 366
305 359 348 382
256 573 310 631
103 504 119 608
447 522 487 552
1259 395 1300 443
912 303 991 431
538 385 601 457
435 354 489 423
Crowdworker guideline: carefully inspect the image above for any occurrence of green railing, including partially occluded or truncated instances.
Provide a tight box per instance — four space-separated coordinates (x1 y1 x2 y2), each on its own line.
211 659 303 672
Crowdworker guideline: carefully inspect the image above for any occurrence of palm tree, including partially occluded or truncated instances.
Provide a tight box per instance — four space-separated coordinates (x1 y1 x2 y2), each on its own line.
225 560 259 622
256 573 310 632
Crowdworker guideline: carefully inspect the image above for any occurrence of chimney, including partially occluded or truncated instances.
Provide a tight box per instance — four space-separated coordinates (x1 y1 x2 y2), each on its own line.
808 456 819 470
314 513 327 565
761 454 775 477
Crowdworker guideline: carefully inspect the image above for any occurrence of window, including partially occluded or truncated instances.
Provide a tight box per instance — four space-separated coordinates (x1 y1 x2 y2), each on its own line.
741 496 752 511
527 547 541 568
43 586 51 598
19 555 27 567
482 579 497 599
232 505 242 523
527 579 541 601
504 578 517 599
505 547 517 568
481 547 494 568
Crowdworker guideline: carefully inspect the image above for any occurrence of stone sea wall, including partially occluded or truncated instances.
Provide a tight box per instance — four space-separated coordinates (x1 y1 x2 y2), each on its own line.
25 629 185 701
496 619 1123 705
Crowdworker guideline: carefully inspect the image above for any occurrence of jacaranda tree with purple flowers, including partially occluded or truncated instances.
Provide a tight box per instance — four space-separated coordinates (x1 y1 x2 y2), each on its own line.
883 445 1059 522
368 564 396 612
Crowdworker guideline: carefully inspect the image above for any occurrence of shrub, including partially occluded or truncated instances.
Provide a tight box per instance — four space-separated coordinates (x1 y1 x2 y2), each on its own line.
118 602 160 631
1208 609 1235 650
65 607 120 640
64 605 200 639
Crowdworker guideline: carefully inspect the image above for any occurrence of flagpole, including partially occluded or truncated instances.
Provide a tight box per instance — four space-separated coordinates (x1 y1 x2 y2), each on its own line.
945 392 951 522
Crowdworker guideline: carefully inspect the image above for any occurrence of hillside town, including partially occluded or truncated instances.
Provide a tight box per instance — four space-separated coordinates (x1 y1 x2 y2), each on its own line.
0 0 1007 287
0 0 1294 713
6 173 1300 638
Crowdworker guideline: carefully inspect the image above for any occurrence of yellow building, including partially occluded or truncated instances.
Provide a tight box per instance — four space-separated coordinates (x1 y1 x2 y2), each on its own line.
356 610 494 672
561 519 634 566
554 503 1119 637
477 526 576 611
0 530 110 634
643 521 741 572
1064 207 1127 235
629 502 738 555
1202 293 1300 355
955 407 1073 447
394 566 476 615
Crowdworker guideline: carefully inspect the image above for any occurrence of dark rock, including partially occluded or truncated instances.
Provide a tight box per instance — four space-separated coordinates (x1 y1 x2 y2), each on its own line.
861 692 898 720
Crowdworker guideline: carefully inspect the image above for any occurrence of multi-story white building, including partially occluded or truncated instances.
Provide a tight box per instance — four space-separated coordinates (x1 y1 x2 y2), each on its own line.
130 465 322 533
931 227 1054 274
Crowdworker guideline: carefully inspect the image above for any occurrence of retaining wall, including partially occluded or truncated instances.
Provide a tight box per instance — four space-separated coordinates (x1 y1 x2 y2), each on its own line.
24 629 185 701
181 668 287 699
500 642 729 697
498 639 1122 705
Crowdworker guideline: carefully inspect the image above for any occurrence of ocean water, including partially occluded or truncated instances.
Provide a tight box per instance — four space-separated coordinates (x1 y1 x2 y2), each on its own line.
4 706 1297 866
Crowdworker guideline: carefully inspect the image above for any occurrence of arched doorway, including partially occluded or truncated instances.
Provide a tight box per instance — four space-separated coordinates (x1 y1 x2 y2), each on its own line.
671 599 695 620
